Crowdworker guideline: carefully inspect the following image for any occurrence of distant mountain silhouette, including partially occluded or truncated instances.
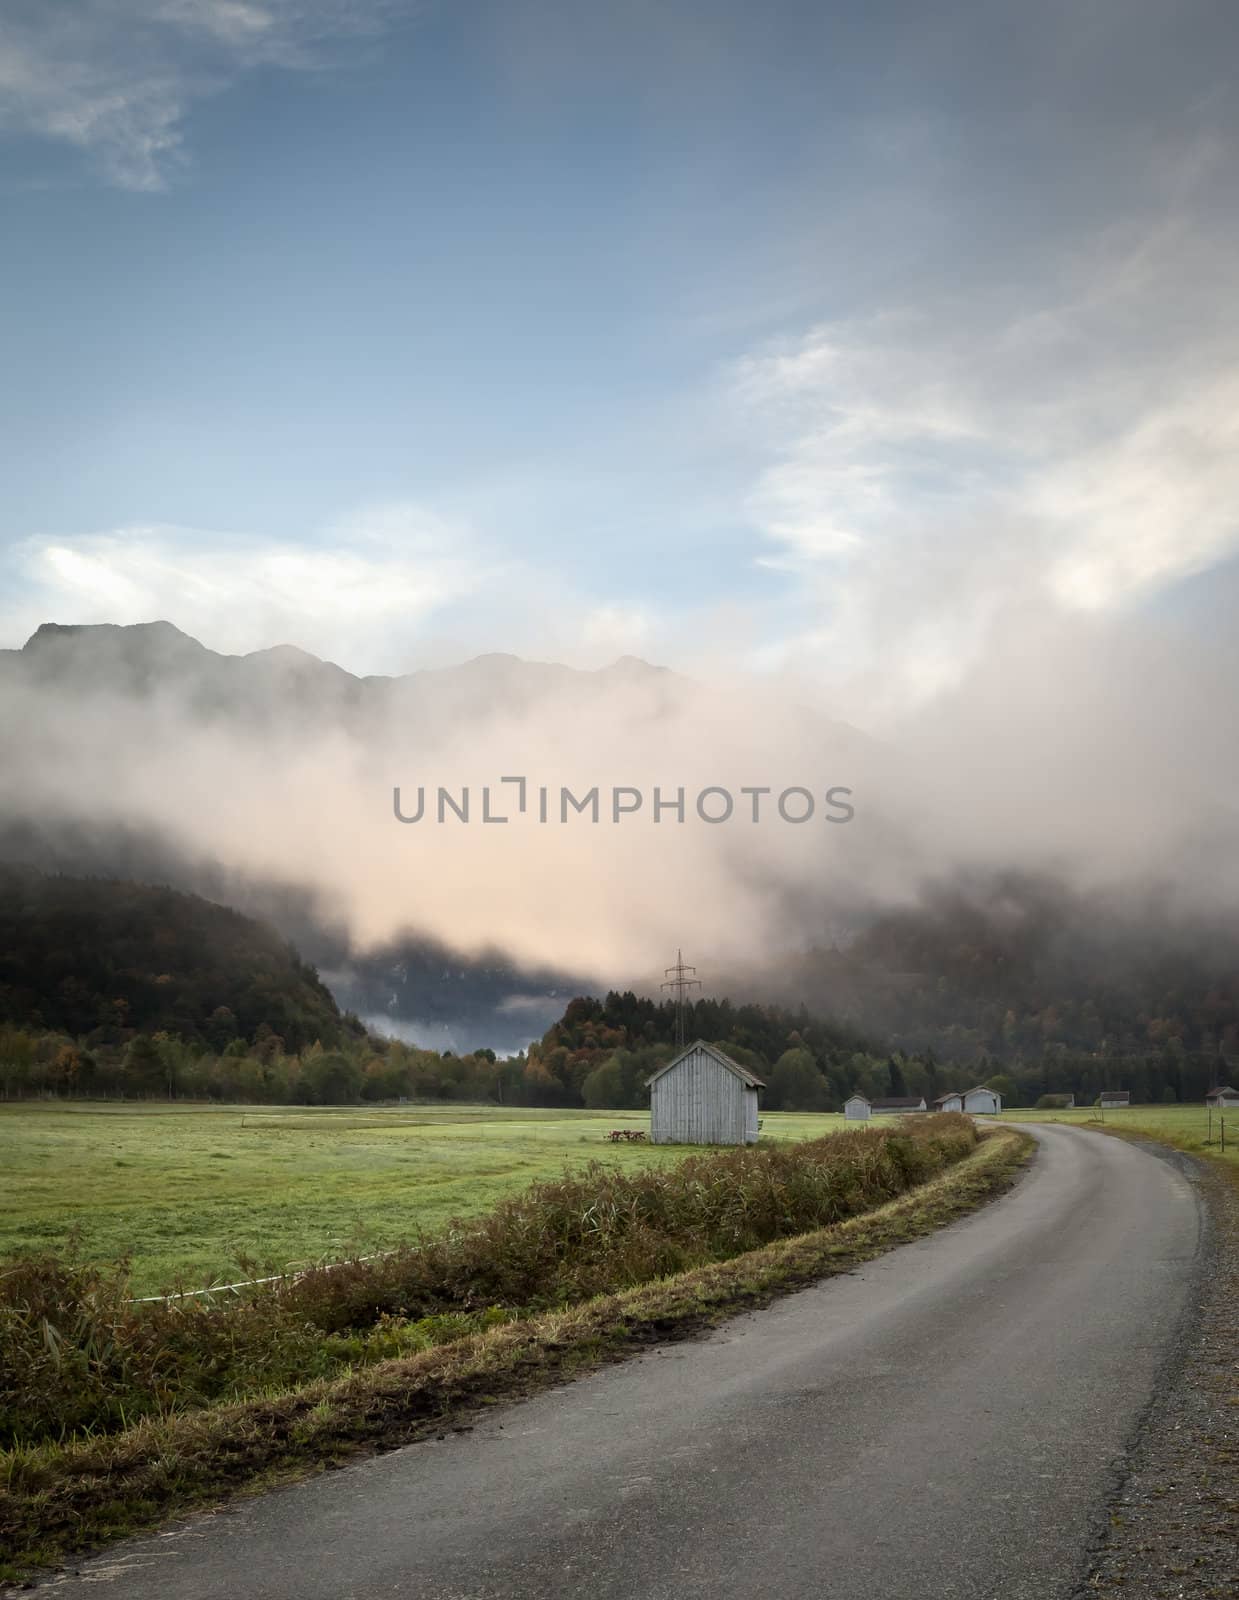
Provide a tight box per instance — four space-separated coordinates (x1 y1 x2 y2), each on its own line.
3 621 678 736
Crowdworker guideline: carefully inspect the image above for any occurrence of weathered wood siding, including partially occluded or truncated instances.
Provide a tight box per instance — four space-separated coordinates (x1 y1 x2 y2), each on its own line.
963 1088 1000 1114
844 1096 870 1121
650 1046 756 1144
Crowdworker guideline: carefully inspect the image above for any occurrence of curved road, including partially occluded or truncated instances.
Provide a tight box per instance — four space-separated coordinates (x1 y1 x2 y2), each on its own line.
36 1125 1202 1600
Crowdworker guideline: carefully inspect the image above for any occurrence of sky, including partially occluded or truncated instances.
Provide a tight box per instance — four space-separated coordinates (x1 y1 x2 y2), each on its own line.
3 0 1239 730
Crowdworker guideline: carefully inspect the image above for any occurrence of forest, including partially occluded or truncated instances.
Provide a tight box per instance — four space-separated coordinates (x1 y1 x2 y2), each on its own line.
0 866 356 1051
0 867 1234 1109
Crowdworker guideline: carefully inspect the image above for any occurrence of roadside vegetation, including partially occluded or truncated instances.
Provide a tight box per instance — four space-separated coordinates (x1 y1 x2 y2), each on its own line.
0 1116 1028 1578
0 1103 843 1292
1 1116 977 1451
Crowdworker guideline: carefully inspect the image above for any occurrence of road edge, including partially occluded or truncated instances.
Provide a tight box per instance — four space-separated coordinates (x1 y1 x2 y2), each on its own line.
1073 1135 1238 1597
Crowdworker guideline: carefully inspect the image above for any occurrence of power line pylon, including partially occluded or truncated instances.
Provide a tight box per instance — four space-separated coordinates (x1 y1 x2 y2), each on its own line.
662 949 701 1049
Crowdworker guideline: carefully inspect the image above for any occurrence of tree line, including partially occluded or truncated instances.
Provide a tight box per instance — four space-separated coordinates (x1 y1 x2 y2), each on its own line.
2 987 1224 1109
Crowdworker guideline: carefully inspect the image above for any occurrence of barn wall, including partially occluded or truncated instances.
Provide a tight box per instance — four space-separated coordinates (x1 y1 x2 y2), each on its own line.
651 1048 751 1144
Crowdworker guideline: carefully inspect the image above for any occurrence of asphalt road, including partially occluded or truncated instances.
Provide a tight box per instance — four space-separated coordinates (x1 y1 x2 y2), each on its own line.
36 1125 1202 1600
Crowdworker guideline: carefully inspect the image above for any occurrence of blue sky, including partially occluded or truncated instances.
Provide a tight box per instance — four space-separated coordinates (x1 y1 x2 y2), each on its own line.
3 0 1239 720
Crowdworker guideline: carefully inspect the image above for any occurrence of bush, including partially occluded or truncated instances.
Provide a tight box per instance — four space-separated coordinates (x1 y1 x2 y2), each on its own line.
0 1116 976 1450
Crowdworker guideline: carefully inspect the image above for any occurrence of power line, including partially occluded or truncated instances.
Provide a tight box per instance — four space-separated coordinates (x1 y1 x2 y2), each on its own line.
662 948 702 1048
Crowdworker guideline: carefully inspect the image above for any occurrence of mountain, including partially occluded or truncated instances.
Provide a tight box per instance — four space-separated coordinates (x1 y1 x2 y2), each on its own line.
0 622 696 1050
9 621 1239 1069
0 865 355 1051
1 621 679 738
727 870 1239 1074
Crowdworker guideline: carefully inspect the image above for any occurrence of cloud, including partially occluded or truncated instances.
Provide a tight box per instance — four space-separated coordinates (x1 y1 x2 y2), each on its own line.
1 510 487 668
0 1 418 189
730 143 1239 724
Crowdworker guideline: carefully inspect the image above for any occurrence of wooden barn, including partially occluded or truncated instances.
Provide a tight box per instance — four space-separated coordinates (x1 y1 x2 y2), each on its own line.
648 1040 764 1145
1098 1091 1130 1109
932 1092 964 1112
845 1093 928 1120
1206 1085 1239 1108
962 1086 1002 1114
870 1094 927 1115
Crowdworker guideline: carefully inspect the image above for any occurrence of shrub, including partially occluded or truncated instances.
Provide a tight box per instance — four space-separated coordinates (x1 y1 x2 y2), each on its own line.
0 1116 976 1450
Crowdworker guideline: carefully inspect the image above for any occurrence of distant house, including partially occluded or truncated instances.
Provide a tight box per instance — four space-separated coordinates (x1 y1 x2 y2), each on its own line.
962 1086 1002 1114
1205 1085 1239 1108
869 1095 928 1115
1098 1091 1131 1109
932 1092 964 1112
844 1093 871 1121
648 1040 764 1145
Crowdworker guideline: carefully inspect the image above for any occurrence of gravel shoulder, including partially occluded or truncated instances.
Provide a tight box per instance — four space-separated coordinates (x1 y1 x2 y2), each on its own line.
1081 1149 1238 1599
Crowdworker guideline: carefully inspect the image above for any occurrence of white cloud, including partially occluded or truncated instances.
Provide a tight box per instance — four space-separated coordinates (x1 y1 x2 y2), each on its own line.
2 512 486 669
579 605 654 653
0 1 418 189
731 171 1239 722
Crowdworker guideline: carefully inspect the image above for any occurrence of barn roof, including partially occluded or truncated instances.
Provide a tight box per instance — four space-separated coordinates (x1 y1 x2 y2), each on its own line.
646 1039 766 1090
965 1085 1000 1095
1206 1084 1238 1096
932 1093 962 1105
869 1096 926 1109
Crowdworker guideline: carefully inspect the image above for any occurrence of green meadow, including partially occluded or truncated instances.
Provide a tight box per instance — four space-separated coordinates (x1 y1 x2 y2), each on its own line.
1005 1101 1239 1167
0 1101 846 1294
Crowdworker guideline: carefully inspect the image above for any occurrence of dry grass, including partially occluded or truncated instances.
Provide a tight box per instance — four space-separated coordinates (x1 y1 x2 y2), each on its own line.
1 1116 978 1453
0 1125 1029 1582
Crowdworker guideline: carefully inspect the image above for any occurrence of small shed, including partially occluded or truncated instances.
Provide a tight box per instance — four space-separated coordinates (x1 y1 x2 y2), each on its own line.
844 1093 871 1121
870 1095 928 1115
963 1086 1002 1114
932 1092 964 1112
648 1040 764 1145
1098 1091 1130 1109
1205 1085 1239 1107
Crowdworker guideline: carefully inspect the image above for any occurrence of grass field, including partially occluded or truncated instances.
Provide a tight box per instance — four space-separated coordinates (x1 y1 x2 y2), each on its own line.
1005 1102 1239 1166
0 1101 846 1294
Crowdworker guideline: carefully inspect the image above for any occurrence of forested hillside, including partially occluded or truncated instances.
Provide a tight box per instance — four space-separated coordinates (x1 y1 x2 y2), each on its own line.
0 867 353 1053
784 873 1239 1102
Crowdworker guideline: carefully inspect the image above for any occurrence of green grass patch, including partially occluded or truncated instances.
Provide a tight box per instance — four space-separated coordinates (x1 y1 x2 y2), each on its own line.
0 1125 1028 1581
1 1117 977 1452
0 1101 848 1295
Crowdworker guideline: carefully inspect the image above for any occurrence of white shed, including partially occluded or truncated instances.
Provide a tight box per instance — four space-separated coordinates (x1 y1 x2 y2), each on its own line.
932 1092 964 1112
1206 1085 1239 1107
648 1040 764 1145
844 1093 871 1121
1098 1091 1130 1109
962 1086 1002 1114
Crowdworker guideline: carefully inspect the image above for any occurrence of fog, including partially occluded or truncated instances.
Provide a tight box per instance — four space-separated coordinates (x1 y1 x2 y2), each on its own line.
3 587 1238 1017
